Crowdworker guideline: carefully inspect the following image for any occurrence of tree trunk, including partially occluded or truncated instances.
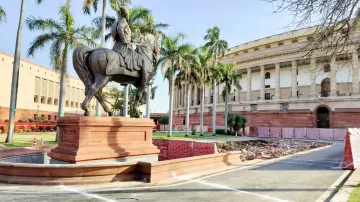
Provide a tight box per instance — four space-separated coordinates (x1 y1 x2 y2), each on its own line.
123 84 128 117
224 92 228 135
56 41 69 142
185 84 190 137
95 0 107 117
212 57 217 136
6 0 26 144
168 66 174 137
200 87 204 136
145 84 151 118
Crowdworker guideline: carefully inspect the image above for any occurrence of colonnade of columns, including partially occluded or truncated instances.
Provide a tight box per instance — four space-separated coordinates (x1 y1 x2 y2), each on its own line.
173 51 360 109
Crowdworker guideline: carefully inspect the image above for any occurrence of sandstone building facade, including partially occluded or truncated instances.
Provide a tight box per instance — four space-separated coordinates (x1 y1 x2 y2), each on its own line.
173 28 360 129
0 52 102 121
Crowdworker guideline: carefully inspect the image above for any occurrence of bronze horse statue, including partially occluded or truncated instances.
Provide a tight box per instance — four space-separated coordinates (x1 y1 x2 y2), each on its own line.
72 33 159 117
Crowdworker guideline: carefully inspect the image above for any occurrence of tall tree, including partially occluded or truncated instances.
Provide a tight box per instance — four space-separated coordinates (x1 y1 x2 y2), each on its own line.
6 0 26 144
83 0 131 116
204 26 228 136
175 48 200 136
0 6 6 24
195 48 213 136
266 0 360 56
26 1 99 141
219 63 242 134
158 33 192 137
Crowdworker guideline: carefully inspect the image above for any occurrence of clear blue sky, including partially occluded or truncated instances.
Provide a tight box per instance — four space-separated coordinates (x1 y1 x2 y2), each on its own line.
0 0 292 113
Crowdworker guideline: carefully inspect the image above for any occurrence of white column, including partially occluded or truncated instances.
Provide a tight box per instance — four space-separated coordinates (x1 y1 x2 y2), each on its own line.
189 85 193 106
275 63 280 100
291 60 297 98
247 68 252 101
353 51 359 96
310 58 317 98
260 65 265 100
145 85 151 118
193 85 198 106
330 55 337 97
123 84 129 117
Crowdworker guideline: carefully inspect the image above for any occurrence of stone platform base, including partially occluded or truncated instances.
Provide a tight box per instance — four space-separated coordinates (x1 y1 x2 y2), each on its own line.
48 116 159 163
50 154 159 164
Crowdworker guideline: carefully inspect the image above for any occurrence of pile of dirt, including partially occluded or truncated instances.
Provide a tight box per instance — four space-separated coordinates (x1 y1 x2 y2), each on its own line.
216 140 330 161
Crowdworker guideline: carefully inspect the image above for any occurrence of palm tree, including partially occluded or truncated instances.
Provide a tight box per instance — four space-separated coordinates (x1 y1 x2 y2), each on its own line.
204 26 228 136
195 48 213 136
158 33 192 137
6 0 26 144
92 6 168 42
0 6 6 24
219 63 242 134
26 1 99 141
175 48 200 136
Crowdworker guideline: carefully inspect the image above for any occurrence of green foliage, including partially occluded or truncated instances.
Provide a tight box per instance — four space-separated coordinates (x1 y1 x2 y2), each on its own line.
0 6 6 24
215 129 226 135
14 126 19 131
92 6 168 42
39 126 45 131
18 120 23 122
22 126 28 131
218 63 242 101
53 126 57 130
46 126 52 131
159 117 169 125
159 33 192 82
103 87 123 111
203 26 228 58
227 113 247 136
83 0 132 15
174 47 201 89
31 126 36 130
2 125 8 131
26 1 99 72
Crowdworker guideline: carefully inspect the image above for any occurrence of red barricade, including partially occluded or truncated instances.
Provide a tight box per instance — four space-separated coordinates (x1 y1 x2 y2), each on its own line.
152 139 215 161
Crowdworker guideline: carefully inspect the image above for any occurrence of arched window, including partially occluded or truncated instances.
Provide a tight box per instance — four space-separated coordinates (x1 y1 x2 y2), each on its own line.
324 64 330 72
265 72 271 79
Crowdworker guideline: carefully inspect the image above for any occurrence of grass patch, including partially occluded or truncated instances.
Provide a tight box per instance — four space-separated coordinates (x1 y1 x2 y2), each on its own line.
0 132 57 149
349 184 360 202
153 132 229 140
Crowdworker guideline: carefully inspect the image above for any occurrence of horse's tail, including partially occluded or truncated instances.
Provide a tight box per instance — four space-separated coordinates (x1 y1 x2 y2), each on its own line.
73 45 94 89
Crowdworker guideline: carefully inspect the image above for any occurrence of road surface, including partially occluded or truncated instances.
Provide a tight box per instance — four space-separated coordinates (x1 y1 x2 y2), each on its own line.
0 142 346 202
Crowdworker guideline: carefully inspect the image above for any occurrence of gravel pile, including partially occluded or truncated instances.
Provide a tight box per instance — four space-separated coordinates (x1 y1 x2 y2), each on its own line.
216 140 330 161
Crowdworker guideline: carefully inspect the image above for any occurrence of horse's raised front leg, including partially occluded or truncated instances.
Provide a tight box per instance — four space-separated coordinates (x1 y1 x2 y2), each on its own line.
81 74 112 116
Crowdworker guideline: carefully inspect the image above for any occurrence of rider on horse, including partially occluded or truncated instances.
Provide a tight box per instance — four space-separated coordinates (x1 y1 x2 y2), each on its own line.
110 6 150 83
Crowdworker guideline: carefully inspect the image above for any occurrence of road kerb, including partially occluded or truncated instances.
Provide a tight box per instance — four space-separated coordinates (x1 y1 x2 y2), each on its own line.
326 169 360 202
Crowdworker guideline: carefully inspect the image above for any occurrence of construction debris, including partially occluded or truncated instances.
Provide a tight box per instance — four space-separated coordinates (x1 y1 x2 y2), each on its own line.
216 140 330 161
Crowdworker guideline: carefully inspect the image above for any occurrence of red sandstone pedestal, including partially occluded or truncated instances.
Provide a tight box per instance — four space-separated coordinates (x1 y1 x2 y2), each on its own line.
48 116 159 163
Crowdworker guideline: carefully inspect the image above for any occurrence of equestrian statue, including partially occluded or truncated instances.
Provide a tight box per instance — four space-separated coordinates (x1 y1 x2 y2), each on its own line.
73 6 159 117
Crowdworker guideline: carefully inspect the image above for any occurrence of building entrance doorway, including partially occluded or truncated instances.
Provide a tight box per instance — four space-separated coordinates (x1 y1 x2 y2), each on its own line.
317 107 330 128
321 78 330 97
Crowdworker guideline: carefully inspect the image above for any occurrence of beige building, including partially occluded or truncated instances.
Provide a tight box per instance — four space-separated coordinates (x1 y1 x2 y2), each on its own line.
0 51 103 121
173 27 360 129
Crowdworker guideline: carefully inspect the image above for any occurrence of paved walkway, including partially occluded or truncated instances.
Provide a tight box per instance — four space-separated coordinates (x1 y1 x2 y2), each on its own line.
0 142 346 202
